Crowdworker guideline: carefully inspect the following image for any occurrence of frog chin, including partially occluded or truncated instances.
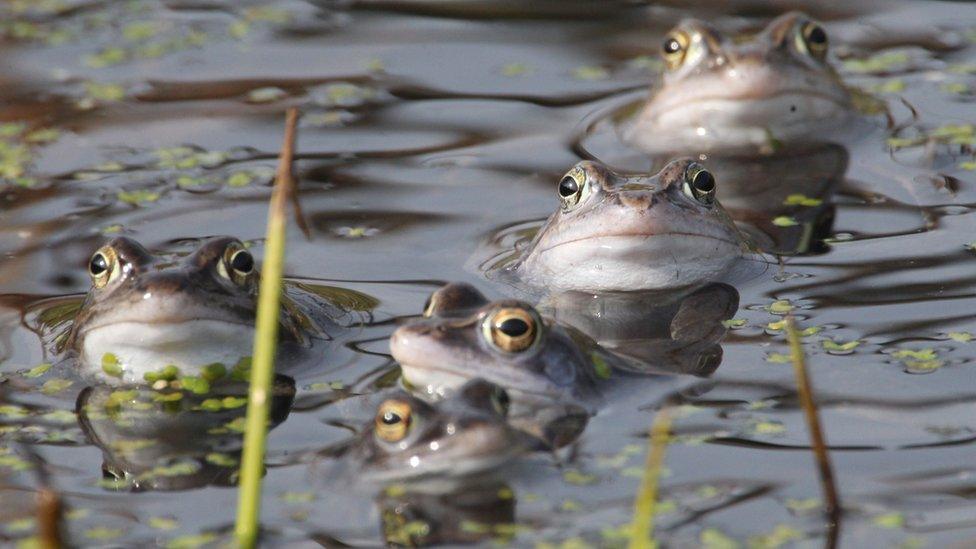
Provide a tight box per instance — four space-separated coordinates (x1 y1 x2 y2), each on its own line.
628 91 852 154
521 233 741 293
78 319 255 383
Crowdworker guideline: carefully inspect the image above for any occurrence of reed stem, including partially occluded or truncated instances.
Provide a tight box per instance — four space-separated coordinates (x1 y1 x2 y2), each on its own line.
628 405 672 549
234 108 299 548
785 314 841 546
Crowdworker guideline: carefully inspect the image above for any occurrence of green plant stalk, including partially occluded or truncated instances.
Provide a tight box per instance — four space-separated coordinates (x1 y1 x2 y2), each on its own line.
628 405 672 549
234 108 298 548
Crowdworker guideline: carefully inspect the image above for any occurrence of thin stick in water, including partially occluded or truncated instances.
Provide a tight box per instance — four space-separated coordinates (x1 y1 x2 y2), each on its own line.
628 405 673 549
234 107 299 548
36 488 63 549
786 314 841 541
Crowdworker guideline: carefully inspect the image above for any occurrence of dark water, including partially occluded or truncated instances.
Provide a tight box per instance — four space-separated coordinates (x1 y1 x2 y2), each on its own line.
2 0 976 546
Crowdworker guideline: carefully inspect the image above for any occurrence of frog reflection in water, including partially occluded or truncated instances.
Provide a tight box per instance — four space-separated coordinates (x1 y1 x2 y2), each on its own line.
78 376 295 491
348 379 540 482
65 236 343 384
622 11 855 156
503 159 758 294
379 480 515 546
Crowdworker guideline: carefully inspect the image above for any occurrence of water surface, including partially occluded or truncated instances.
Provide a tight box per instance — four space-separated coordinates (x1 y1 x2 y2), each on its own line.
2 0 976 546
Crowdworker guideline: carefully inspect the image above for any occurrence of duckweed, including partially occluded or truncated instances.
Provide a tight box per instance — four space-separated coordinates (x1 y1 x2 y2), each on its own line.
765 352 792 364
84 526 124 540
101 353 123 378
279 491 315 503
842 51 911 74
166 532 218 549
563 469 598 485
247 87 288 103
5 518 35 533
746 524 802 548
39 378 72 395
873 512 906 529
23 363 52 378
701 528 740 549
782 194 822 207
821 339 860 354
501 63 533 77
149 517 179 530
572 65 610 81
766 300 794 314
205 453 237 467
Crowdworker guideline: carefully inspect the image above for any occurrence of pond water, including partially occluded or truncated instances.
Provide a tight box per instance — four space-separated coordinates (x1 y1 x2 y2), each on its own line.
2 0 976 546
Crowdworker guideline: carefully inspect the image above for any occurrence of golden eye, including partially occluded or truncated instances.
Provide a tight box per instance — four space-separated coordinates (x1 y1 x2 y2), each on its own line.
220 242 254 284
482 307 539 353
661 30 691 70
558 169 588 211
375 399 413 443
682 163 716 206
798 21 828 61
88 246 119 289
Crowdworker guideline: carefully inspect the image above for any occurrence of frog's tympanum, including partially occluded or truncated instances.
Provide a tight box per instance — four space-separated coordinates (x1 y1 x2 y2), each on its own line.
349 379 538 482
507 159 752 294
623 11 854 155
65 236 328 384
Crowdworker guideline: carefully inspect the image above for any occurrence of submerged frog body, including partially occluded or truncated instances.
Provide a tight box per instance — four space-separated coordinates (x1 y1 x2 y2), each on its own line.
507 159 753 294
541 283 739 378
350 379 538 482
623 12 854 155
65 236 326 384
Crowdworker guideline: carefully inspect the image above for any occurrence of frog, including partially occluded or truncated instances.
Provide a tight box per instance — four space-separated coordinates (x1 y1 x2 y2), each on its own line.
64 236 346 384
498 159 760 294
347 379 540 482
621 11 855 156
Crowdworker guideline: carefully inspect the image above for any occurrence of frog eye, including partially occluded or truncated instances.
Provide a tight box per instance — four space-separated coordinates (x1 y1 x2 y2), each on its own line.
491 386 511 417
89 246 120 289
661 30 691 70
375 399 413 443
219 242 255 284
797 21 828 61
230 250 254 275
682 164 716 206
483 307 540 353
558 169 589 211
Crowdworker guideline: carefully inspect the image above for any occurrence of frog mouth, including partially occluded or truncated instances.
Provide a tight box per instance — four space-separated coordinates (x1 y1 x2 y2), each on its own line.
646 87 851 117
399 360 565 404
537 230 741 255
